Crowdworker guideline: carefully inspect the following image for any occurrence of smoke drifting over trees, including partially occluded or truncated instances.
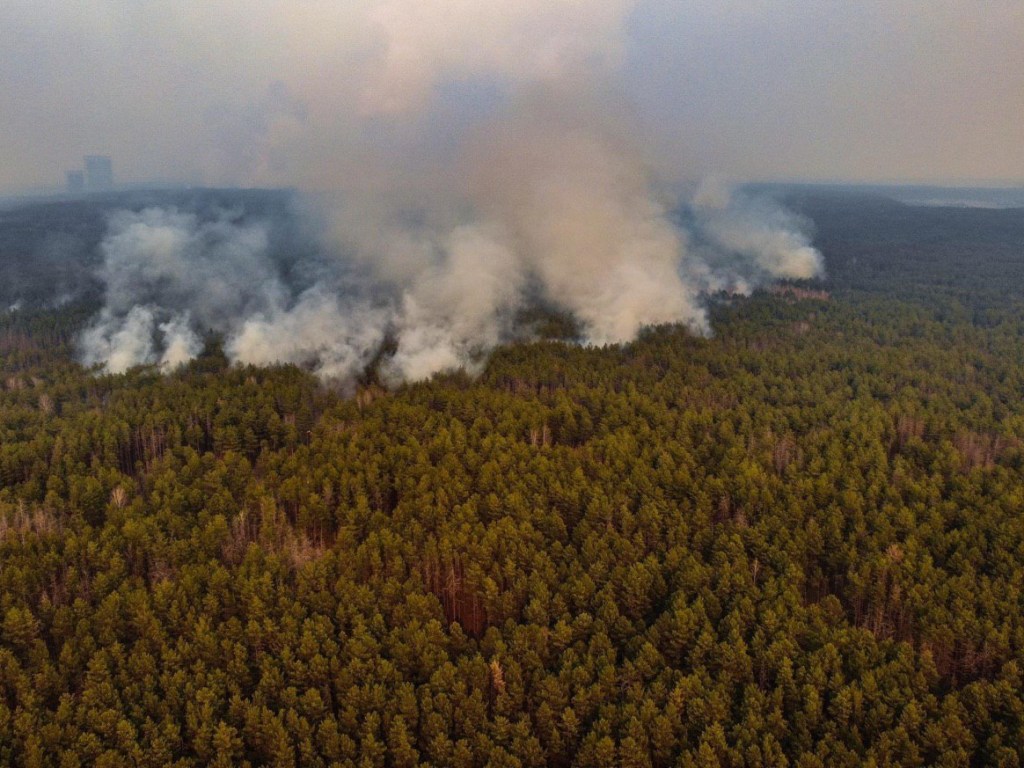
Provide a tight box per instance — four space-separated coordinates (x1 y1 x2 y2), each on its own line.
57 0 822 382
77 184 821 382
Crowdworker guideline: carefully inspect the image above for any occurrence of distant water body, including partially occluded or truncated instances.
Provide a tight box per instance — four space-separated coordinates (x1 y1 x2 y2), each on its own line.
881 186 1024 209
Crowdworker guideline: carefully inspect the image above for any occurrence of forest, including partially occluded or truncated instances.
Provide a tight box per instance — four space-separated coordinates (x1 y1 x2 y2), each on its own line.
1 188 1024 766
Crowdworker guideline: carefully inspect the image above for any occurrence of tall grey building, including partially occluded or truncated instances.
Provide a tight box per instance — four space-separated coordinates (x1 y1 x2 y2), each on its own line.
84 155 114 190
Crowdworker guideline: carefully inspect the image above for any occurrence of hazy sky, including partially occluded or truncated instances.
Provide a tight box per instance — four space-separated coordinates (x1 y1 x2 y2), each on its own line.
2 0 1022 193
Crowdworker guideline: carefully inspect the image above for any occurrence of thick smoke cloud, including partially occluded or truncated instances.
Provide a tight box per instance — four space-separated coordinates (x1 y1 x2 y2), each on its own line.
463 104 706 343
685 177 824 295
78 181 822 382
95 208 280 325
79 206 386 380
75 1 825 383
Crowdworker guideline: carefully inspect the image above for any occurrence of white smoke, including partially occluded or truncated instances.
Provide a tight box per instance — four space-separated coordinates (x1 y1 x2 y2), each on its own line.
75 1 825 383
382 223 524 382
227 288 390 382
77 179 823 381
463 112 708 342
80 305 201 374
686 179 824 294
158 313 203 371
79 207 386 380
80 306 157 374
96 207 283 325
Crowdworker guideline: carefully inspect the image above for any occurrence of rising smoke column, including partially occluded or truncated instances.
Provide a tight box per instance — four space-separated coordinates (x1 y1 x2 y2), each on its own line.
688 177 823 291
80 207 280 373
77 1 824 383
226 287 391 381
78 205 389 380
78 180 823 382
463 101 709 343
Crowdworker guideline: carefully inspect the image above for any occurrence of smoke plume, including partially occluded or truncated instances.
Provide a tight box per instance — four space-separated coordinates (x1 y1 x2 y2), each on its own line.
684 177 824 295
76 1 825 383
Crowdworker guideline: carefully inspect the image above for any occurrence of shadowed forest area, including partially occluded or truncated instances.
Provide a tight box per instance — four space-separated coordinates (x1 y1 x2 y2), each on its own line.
2 190 1024 766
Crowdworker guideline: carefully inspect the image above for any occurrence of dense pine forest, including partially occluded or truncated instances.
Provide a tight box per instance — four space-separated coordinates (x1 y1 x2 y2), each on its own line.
2 190 1024 767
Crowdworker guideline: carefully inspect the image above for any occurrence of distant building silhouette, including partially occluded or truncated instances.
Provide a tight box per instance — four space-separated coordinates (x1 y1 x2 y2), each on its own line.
84 155 114 190
66 170 85 193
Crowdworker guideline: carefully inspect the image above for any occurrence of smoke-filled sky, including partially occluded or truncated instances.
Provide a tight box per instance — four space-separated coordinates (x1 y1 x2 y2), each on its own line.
1 0 1016 385
1 0 1022 193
